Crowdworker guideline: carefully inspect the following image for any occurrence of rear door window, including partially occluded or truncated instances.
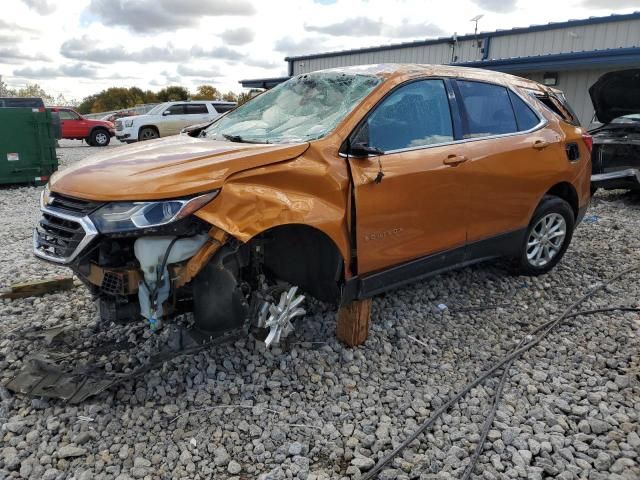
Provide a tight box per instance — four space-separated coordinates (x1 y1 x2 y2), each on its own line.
456 80 518 138
185 104 208 114
165 104 186 115
508 91 540 131
364 79 454 152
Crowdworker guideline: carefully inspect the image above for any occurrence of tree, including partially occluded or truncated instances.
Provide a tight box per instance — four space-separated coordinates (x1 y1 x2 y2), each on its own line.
237 89 262 106
156 86 189 102
192 85 220 100
77 94 98 114
222 91 238 102
0 76 9 96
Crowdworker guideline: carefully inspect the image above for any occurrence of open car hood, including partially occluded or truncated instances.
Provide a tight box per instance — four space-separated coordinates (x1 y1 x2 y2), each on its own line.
50 135 309 201
589 69 640 124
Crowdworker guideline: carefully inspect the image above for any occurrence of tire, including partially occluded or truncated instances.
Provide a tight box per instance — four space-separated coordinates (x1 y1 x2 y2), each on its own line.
138 127 159 141
90 129 110 147
515 195 575 276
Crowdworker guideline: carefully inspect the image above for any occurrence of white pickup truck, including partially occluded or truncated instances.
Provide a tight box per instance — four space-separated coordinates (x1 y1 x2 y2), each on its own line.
115 100 236 143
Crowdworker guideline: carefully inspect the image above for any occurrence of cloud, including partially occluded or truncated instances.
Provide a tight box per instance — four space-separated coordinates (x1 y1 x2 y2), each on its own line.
470 0 518 13
13 63 97 79
176 65 221 77
161 71 182 83
61 37 244 63
0 34 22 45
191 45 245 61
0 48 48 64
580 0 639 7
275 36 332 55
219 27 254 46
305 17 445 38
87 0 255 33
306 17 382 36
244 57 280 69
0 19 37 33
61 38 185 63
22 0 56 14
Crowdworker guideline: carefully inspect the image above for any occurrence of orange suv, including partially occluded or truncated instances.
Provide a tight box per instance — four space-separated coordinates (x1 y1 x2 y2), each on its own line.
34 65 591 345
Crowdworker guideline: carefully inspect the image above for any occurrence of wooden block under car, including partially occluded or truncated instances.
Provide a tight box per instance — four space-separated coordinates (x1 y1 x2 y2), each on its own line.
0 277 74 299
336 298 372 346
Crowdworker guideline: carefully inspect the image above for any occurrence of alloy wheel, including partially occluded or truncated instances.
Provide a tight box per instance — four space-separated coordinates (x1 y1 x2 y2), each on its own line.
95 132 108 145
526 213 567 267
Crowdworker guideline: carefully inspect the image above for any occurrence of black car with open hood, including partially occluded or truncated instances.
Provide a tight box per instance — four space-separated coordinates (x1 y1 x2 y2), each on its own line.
589 69 640 191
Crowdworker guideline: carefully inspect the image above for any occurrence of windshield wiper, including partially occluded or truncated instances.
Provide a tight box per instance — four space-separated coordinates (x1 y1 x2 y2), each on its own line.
222 133 271 144
222 133 244 142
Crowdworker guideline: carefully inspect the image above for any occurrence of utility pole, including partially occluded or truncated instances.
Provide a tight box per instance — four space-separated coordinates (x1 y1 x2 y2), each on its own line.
471 14 484 58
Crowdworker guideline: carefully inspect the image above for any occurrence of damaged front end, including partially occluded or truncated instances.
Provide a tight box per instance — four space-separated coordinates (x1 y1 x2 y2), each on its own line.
33 187 283 339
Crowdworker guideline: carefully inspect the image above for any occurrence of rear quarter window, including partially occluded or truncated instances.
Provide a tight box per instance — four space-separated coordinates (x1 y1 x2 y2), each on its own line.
532 92 580 126
185 104 208 114
508 91 541 131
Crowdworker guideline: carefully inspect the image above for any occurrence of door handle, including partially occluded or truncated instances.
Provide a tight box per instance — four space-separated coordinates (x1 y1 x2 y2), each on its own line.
443 154 468 166
532 139 550 150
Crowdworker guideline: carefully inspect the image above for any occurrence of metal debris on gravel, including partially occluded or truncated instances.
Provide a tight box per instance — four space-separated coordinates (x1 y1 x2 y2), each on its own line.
1 140 639 479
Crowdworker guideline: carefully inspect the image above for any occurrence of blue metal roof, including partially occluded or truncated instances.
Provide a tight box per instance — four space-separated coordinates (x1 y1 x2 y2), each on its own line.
455 47 640 72
285 11 640 62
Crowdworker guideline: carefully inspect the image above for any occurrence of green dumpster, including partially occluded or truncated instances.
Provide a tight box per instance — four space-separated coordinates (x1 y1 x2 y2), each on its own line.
0 108 58 185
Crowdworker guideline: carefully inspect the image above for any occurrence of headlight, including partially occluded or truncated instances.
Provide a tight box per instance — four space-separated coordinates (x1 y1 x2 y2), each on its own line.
125 119 133 127
90 190 219 234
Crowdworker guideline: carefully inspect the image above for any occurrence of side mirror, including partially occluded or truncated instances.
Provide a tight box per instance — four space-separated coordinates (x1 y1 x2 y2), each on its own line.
162 110 171 116
349 142 383 157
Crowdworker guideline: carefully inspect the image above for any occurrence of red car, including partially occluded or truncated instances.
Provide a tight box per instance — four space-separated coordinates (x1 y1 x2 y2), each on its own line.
48 107 115 147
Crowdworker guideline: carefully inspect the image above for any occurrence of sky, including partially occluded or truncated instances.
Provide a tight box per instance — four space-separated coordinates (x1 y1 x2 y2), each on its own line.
0 0 638 101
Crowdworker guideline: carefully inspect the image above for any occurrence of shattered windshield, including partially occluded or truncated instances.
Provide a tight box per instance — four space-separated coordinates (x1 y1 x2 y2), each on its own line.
204 72 381 143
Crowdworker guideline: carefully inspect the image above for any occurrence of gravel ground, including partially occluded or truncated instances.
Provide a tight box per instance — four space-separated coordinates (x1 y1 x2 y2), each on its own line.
0 140 639 480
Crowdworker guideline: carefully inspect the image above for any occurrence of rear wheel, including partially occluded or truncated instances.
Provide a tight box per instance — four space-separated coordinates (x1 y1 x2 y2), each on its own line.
515 195 575 275
90 129 110 147
139 127 159 141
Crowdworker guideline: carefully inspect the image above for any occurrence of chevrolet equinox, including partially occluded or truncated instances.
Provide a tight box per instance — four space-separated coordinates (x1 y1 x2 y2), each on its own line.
34 64 592 346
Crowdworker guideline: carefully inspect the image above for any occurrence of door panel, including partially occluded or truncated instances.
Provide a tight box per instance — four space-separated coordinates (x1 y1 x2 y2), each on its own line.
454 80 563 242
347 79 468 274
159 104 187 136
463 132 562 243
58 110 84 137
349 147 469 274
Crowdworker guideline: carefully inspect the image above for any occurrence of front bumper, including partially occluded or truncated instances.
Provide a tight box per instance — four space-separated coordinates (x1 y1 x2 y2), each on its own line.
591 168 640 190
115 126 137 142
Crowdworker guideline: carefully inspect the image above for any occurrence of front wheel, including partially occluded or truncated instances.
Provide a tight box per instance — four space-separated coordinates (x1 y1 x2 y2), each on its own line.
139 127 159 141
515 195 575 276
90 129 110 147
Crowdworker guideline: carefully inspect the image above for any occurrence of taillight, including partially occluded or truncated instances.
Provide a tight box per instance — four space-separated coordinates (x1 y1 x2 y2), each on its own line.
582 133 593 153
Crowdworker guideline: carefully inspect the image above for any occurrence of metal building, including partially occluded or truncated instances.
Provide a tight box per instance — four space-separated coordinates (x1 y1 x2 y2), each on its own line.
241 12 640 126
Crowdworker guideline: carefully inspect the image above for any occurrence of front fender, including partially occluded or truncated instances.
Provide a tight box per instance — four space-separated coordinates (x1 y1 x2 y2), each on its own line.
194 152 351 265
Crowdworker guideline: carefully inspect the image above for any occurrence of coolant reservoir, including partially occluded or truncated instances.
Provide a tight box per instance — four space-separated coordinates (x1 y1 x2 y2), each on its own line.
134 234 208 285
